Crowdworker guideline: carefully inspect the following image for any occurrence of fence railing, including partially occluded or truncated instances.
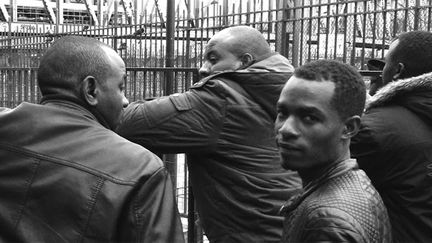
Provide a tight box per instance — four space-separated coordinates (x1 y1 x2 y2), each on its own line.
0 67 39 107
1 1 432 71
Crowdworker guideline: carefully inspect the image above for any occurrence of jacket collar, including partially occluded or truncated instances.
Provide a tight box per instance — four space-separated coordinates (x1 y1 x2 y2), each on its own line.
279 159 358 215
367 72 432 111
41 95 110 129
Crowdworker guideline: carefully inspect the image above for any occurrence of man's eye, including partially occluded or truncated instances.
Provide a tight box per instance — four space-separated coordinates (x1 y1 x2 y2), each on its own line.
303 115 319 123
208 56 217 63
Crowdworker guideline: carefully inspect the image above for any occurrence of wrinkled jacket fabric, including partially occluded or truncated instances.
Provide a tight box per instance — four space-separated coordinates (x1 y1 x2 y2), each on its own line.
0 100 184 243
281 159 392 242
117 53 302 243
351 73 432 242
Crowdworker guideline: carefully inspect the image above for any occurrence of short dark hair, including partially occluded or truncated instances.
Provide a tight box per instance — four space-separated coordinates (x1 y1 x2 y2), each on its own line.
293 59 366 120
390 31 432 78
37 36 112 96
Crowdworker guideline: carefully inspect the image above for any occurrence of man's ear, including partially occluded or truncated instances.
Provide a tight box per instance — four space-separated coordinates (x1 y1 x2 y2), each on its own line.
81 76 98 106
393 62 405 80
240 53 254 69
341 115 361 139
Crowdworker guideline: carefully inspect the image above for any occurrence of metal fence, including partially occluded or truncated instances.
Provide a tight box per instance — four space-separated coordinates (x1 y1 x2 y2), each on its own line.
1 0 432 70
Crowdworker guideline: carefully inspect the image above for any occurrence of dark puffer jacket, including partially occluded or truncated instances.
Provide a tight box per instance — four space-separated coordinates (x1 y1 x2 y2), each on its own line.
351 72 432 242
117 53 302 243
281 159 392 243
0 100 184 243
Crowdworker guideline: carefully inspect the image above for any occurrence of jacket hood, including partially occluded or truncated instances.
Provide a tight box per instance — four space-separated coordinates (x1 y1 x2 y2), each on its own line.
367 72 432 123
209 53 293 120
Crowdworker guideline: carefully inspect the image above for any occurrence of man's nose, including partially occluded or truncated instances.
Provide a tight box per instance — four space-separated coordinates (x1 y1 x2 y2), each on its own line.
199 62 210 77
279 117 300 138
122 96 129 108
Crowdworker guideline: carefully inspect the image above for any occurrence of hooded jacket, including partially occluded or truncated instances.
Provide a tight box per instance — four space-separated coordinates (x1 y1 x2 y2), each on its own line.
281 159 392 243
351 72 432 242
117 53 302 243
0 100 184 243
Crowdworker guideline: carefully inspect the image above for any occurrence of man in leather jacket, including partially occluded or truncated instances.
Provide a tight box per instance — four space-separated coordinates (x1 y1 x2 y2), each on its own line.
351 30 432 242
117 26 302 242
0 36 184 242
275 60 392 242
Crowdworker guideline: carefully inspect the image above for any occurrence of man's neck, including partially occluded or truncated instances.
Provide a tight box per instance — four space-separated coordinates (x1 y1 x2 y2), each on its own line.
298 151 351 186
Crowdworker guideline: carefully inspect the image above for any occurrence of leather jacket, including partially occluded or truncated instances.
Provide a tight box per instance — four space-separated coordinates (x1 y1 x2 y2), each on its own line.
0 100 184 243
281 159 392 243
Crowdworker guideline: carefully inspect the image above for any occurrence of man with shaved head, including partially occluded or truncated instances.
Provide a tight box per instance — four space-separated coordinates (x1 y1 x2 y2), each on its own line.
117 26 302 242
0 36 184 242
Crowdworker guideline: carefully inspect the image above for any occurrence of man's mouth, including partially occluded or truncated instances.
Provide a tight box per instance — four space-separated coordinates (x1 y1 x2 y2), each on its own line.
277 141 302 153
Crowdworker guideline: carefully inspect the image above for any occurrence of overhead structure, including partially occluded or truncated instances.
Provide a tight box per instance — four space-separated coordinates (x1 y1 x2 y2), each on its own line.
83 0 99 25
0 0 216 27
41 0 56 24
0 2 9 21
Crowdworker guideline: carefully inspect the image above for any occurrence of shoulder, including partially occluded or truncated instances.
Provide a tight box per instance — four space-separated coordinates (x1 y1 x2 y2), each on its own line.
297 175 382 241
359 105 431 148
82 126 166 182
296 203 366 242
190 74 233 95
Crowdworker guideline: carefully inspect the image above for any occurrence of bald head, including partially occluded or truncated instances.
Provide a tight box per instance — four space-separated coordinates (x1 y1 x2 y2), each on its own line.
210 26 271 61
38 36 113 97
199 26 272 76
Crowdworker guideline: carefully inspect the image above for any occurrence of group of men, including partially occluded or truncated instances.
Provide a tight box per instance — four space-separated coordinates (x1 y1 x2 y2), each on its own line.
0 25 431 242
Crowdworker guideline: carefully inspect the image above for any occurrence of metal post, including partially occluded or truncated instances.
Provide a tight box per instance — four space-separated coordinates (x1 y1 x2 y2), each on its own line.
291 0 301 67
56 0 63 33
223 0 228 25
276 0 287 57
164 0 177 195
414 0 420 30
165 0 175 92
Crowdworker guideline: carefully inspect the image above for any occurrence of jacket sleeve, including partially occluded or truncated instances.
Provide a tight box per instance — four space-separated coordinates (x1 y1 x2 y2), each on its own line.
118 167 185 243
298 208 365 243
116 84 226 154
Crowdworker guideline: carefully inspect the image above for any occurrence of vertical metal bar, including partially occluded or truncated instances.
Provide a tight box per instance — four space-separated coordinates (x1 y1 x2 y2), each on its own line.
382 0 387 58
308 1 312 62
276 0 287 57
0 70 3 106
403 0 408 31
299 0 304 65
428 0 432 31
324 0 329 59
57 0 63 26
223 0 228 25
333 1 339 60
350 0 358 66
342 1 348 63
393 0 398 35
113 0 118 51
187 165 196 243
164 0 177 193
292 0 301 67
317 0 322 60
414 0 420 30
360 0 367 68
